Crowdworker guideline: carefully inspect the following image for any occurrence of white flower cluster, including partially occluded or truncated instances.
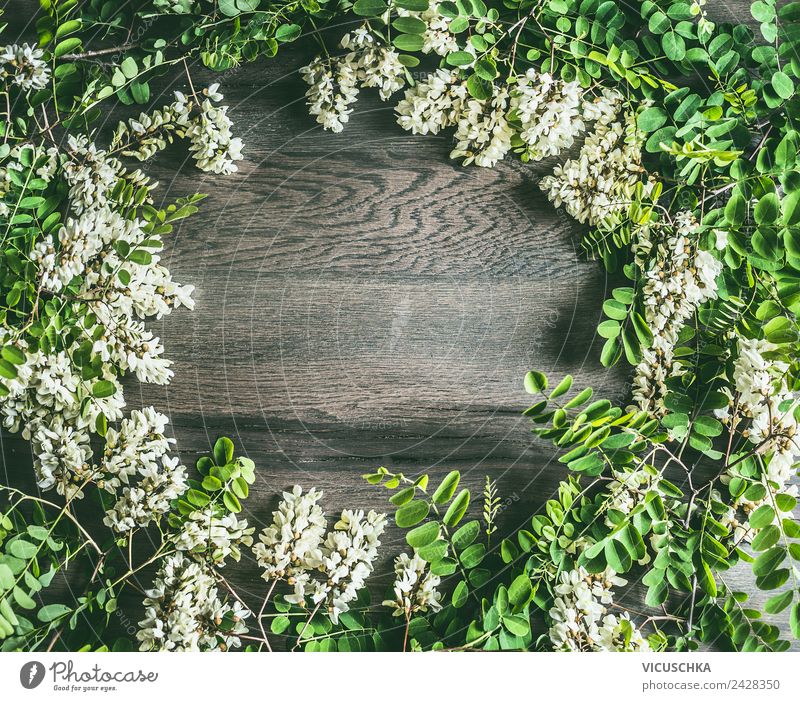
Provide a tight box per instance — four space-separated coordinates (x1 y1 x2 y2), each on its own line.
172 84 243 174
137 553 250 651
0 124 204 527
395 69 468 136
540 89 648 226
311 508 387 622
100 408 188 532
111 84 243 174
451 87 514 168
252 485 327 582
396 3 460 56
300 26 405 133
383 551 443 616
631 212 722 414
0 43 50 92
606 465 661 523
716 337 799 542
396 69 587 169
510 69 585 161
549 566 649 651
252 487 386 622
175 510 255 566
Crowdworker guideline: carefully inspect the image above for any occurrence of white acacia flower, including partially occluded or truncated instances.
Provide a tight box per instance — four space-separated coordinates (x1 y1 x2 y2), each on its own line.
383 551 442 616
138 553 250 651
395 69 467 135
300 55 360 133
549 565 648 651
175 510 255 567
310 508 386 622
252 485 327 586
173 84 244 174
0 43 50 91
451 87 513 168
540 89 648 227
510 70 586 161
631 212 722 414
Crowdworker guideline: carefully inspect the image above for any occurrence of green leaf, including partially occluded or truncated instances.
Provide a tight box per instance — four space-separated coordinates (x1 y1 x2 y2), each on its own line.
54 37 81 58
749 504 776 529
524 371 547 394
697 559 717 597
8 540 37 559
389 486 415 506
275 23 302 42
791 602 800 639
223 491 242 513
186 489 210 507
432 471 460 504
1 346 25 365
393 34 425 52
446 51 475 67
754 193 779 224
508 574 533 608
662 31 686 61
392 16 427 34
549 375 573 399
12 586 35 610
502 614 530 637
271 615 291 634
120 56 138 79
637 106 668 132
466 74 492 100
406 521 440 548
771 72 794 99
751 525 781 551
459 542 485 568
353 0 388 15
37 604 71 623
451 520 480 551
764 590 793 615
443 489 470 527
604 539 631 573
396 499 430 528
213 436 235 466
452 580 469 608
752 546 786 577
92 380 116 398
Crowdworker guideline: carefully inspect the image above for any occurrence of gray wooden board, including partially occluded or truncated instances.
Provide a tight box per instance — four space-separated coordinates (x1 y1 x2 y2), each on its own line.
1 1 794 647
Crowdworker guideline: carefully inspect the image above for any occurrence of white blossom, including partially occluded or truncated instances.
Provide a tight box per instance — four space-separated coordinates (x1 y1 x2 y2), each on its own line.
300 55 360 133
549 566 649 651
309 509 386 622
395 69 468 135
540 89 648 227
172 84 243 174
510 70 585 161
175 510 254 567
252 485 326 588
631 212 722 414
383 551 442 616
0 43 50 91
451 87 513 168
138 553 250 651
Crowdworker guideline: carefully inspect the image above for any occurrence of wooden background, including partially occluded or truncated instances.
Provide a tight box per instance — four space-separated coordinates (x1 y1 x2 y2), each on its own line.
2 1 793 645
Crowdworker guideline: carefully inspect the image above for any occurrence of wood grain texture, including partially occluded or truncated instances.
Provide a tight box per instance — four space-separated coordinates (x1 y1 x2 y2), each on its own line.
2 0 793 645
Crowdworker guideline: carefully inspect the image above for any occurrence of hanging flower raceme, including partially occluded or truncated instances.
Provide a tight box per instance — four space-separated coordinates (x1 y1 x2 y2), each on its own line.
630 212 723 414
549 566 649 652
137 553 250 652
540 89 650 228
383 551 443 617
509 69 586 162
